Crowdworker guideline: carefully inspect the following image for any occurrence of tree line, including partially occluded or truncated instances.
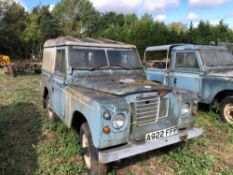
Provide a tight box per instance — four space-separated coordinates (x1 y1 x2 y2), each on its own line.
1 0 233 59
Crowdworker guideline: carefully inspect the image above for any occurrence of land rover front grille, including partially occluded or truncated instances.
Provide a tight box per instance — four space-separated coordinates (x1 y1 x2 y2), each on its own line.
134 94 160 126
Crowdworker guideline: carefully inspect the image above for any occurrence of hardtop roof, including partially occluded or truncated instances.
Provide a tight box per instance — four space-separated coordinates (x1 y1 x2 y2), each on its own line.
145 44 191 52
173 45 227 51
146 44 227 52
44 36 136 49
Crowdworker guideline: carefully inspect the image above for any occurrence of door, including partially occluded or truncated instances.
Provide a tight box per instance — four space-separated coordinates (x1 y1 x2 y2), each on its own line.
169 51 202 94
146 68 168 84
51 48 67 119
144 50 169 85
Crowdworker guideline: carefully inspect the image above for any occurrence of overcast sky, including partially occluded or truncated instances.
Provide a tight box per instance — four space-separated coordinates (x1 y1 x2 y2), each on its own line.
16 0 233 27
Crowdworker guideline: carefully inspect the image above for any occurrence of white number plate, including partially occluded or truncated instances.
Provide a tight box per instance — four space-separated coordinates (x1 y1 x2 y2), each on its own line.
145 126 178 142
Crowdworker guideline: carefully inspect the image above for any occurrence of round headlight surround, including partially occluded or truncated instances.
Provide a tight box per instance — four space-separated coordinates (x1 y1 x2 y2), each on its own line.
181 103 191 116
112 113 125 130
103 111 111 120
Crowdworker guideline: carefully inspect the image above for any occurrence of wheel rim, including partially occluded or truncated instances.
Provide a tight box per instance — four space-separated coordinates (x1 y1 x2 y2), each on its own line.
47 103 53 120
223 103 233 124
82 133 91 168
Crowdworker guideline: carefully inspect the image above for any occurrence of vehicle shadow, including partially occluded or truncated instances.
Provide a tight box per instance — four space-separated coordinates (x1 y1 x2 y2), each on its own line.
6 71 41 77
0 102 41 175
198 103 212 112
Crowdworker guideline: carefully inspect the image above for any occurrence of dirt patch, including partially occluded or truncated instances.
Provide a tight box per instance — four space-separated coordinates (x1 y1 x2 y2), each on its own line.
41 130 59 144
68 155 83 164
222 144 233 160
115 149 175 175
8 128 20 138
13 118 29 125
0 96 4 103
208 143 233 171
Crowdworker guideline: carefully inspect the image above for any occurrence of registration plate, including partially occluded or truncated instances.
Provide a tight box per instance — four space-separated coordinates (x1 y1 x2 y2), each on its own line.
145 126 178 142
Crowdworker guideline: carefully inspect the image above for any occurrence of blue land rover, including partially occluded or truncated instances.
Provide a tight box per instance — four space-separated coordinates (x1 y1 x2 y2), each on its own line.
145 44 233 125
41 37 202 174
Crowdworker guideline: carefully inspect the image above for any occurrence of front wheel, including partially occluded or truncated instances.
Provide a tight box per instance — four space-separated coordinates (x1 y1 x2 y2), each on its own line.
80 123 108 175
220 96 233 124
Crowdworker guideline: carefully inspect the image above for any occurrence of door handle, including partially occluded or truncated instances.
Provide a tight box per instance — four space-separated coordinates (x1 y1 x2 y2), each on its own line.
52 87 54 93
174 78 177 84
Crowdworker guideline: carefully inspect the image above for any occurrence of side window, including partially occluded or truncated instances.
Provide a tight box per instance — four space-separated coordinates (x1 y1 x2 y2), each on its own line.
145 51 169 69
55 49 66 74
176 52 199 69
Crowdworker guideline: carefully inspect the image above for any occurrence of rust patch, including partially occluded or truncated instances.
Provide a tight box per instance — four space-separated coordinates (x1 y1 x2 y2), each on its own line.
180 134 188 142
120 80 162 88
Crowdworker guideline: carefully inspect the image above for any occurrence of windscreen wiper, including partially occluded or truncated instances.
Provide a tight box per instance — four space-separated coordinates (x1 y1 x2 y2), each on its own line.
89 64 108 71
112 64 131 70
133 66 144 69
112 64 143 70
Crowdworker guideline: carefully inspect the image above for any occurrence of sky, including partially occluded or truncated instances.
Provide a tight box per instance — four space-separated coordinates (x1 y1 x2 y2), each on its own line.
16 0 233 27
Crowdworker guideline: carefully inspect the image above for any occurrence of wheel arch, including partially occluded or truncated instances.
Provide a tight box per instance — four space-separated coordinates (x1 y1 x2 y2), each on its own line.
68 99 102 148
43 87 49 99
212 90 233 103
152 80 163 84
71 111 88 134
43 87 49 108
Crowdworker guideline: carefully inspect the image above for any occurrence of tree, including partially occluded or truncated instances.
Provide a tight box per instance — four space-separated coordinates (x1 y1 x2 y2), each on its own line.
23 6 59 58
53 0 98 37
2 0 233 59
130 14 159 55
167 22 188 34
0 1 27 58
77 0 99 36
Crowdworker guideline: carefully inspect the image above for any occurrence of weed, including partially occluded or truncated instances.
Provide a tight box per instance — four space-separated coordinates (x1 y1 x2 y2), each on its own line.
0 72 232 175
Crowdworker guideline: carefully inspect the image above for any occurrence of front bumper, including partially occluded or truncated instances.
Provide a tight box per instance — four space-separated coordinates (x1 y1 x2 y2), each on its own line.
98 127 203 164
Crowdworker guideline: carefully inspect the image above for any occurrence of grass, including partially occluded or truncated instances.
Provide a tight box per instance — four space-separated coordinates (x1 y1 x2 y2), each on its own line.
0 71 232 175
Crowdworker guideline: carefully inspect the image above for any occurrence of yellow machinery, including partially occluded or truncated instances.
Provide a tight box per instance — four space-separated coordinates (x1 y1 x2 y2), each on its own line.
0 54 41 76
0 54 11 68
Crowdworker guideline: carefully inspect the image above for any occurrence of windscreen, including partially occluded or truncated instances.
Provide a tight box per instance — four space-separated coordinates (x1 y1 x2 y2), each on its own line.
70 48 142 70
70 48 108 69
200 50 233 67
107 49 141 68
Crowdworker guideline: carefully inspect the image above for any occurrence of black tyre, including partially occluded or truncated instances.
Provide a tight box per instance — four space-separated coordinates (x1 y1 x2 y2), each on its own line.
80 123 108 175
34 69 41 74
220 96 233 124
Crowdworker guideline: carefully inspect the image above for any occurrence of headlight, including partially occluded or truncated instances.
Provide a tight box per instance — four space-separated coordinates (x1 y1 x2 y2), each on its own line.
181 103 190 116
112 113 125 129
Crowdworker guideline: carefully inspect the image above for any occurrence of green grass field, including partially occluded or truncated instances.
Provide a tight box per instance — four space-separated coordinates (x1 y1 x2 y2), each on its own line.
0 72 232 175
